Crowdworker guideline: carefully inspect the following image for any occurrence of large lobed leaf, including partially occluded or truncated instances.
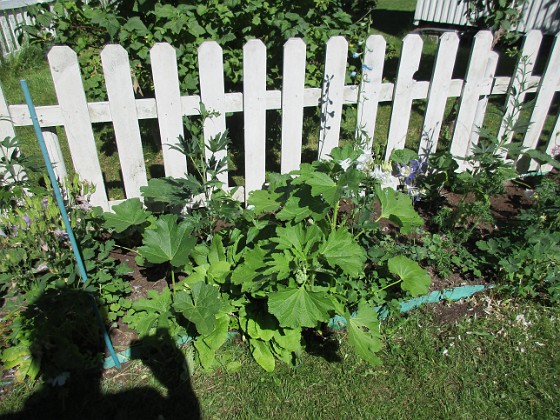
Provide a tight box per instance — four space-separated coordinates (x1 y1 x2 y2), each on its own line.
375 185 423 234
103 198 151 233
138 214 196 267
318 228 366 277
346 302 382 366
268 286 334 329
387 255 431 297
173 282 221 336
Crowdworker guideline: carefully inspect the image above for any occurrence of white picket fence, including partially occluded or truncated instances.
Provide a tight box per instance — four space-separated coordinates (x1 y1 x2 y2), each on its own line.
0 0 48 57
1 30 559 210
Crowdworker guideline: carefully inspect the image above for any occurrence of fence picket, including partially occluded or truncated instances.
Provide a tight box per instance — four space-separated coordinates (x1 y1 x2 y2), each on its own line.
150 43 187 178
198 41 228 187
47 46 108 209
280 38 306 173
42 127 67 181
470 51 498 147
318 36 348 159
356 35 386 153
520 33 560 171
542 115 560 172
497 30 542 146
101 45 148 199
0 83 25 181
418 32 459 157
450 31 493 165
243 39 267 200
385 34 424 160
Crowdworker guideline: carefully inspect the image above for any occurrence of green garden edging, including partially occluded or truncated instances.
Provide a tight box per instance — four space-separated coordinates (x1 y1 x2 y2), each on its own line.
102 284 491 369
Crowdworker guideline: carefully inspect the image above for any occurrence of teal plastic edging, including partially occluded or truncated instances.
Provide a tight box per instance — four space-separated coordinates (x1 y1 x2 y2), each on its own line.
103 284 491 369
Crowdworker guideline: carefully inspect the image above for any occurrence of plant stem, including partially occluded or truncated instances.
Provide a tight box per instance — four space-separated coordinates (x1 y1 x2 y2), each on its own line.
379 278 402 292
171 270 176 296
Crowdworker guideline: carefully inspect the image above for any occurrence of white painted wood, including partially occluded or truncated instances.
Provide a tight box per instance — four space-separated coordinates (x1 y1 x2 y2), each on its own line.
318 36 348 159
243 39 267 201
101 45 148 199
385 34 424 160
0 13 14 55
0 82 25 181
7 12 19 50
48 46 108 209
150 43 187 178
469 51 498 148
280 37 306 173
419 32 459 158
450 31 494 164
355 35 386 153
42 127 67 181
198 41 228 187
522 33 560 171
541 114 560 173
497 31 542 147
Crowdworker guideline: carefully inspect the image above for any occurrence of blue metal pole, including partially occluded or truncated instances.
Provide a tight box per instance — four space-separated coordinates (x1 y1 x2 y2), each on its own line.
20 80 121 370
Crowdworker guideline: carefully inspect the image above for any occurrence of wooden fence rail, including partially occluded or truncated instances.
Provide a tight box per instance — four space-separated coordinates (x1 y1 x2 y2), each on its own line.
1 30 559 210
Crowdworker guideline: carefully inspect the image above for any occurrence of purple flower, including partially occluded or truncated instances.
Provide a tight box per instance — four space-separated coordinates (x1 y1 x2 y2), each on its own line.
54 228 68 240
22 215 31 228
41 198 49 209
551 145 560 158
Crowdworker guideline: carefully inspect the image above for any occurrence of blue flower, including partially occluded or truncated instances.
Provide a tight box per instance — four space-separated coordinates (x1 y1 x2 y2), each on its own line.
350 71 357 77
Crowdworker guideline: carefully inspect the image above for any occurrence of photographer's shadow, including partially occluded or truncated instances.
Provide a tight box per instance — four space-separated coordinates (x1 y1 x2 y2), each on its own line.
1 287 201 420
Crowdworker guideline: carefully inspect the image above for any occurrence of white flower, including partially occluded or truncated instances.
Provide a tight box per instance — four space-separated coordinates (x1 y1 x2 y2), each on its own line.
371 165 399 191
339 158 353 171
356 152 374 171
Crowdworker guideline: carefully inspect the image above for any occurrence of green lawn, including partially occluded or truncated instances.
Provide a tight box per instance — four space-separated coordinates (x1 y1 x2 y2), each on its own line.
1 296 558 419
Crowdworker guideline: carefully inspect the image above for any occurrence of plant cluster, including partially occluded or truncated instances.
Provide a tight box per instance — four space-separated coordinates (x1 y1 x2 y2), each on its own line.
466 0 528 46
0 137 131 381
95 106 431 372
22 0 377 99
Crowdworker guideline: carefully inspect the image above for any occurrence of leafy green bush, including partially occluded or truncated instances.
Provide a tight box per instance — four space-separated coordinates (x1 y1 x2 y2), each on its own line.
23 0 377 99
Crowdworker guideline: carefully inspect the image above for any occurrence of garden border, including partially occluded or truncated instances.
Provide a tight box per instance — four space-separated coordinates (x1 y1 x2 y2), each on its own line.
102 284 492 369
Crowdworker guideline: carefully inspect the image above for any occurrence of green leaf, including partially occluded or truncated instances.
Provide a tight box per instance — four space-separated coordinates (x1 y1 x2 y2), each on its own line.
173 283 221 336
319 228 366 277
268 287 333 328
375 186 423 234
131 288 172 314
250 339 276 372
239 305 279 342
194 315 229 370
346 302 382 366
387 255 431 297
138 214 196 267
248 189 282 214
304 171 338 207
103 198 151 233
273 327 302 354
390 148 418 164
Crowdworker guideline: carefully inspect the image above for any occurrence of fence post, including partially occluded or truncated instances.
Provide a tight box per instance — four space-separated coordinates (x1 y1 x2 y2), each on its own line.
450 31 493 167
385 34 424 160
42 127 67 181
280 38 306 174
318 36 348 160
356 34 386 154
198 41 228 187
48 46 109 209
151 43 187 179
0 82 26 181
243 39 267 201
520 33 560 172
418 31 459 158
101 45 148 199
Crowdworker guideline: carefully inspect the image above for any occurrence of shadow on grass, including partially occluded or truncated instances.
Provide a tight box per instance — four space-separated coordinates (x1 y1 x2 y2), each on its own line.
0 287 200 420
